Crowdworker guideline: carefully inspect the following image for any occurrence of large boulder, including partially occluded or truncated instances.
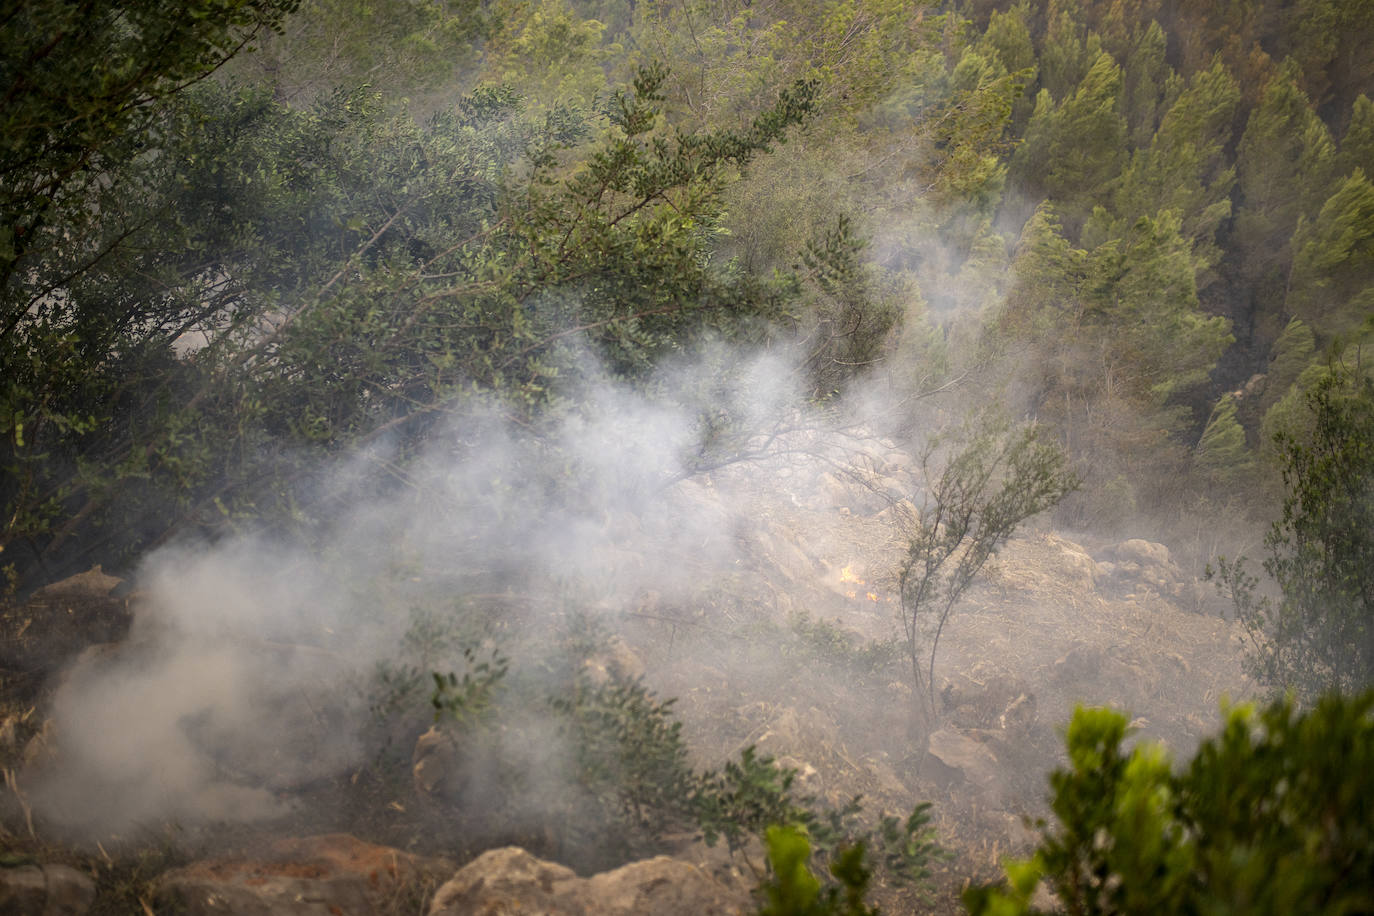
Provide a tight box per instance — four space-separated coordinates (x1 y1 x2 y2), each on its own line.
1095 538 1196 605
427 847 752 916
924 729 1002 806
0 567 131 701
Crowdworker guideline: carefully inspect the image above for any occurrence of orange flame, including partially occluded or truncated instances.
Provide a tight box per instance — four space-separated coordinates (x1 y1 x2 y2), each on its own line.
839 564 877 600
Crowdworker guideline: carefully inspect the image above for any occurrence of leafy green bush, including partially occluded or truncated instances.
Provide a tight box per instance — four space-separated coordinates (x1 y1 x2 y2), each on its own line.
365 604 939 881
964 691 1374 915
757 825 879 916
1213 368 1374 696
1 53 820 591
431 647 510 725
553 675 700 836
784 612 904 685
553 672 937 882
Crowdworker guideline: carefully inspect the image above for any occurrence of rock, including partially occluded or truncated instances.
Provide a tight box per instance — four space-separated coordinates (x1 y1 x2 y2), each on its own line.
1109 539 1171 568
428 847 751 916
941 676 1036 732
1095 539 1190 602
156 834 450 916
1048 645 1105 685
0 567 132 699
666 836 759 899
0 863 96 915
29 567 123 601
1048 536 1100 592
0 866 46 915
924 729 1001 804
581 635 645 686
413 725 461 798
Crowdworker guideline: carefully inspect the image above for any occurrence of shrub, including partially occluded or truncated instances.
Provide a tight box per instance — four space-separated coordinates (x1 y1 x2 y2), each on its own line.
897 416 1077 722
1213 368 1374 696
377 610 941 887
757 825 879 916
964 691 1374 915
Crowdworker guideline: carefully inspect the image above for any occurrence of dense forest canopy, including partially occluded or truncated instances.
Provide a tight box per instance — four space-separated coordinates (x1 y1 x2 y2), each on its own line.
2 0 1372 594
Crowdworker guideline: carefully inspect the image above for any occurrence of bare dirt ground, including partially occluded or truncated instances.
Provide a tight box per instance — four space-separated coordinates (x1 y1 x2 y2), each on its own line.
622 453 1257 913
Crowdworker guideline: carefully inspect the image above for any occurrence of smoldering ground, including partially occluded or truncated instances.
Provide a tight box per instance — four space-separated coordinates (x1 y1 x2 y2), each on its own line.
26 346 914 840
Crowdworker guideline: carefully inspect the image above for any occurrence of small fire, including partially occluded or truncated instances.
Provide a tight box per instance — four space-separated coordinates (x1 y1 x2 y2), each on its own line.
838 564 885 602
837 564 882 601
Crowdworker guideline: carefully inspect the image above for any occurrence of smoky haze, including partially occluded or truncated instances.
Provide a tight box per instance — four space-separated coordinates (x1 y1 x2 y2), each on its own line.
30 347 907 836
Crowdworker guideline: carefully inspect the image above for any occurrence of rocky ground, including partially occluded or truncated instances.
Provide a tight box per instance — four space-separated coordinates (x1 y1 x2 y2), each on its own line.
0 435 1258 914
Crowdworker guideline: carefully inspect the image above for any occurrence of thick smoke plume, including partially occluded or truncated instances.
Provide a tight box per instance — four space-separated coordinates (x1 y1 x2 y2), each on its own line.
30 349 884 836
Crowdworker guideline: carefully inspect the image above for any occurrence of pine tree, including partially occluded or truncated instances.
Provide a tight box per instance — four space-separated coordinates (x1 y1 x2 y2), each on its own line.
1088 57 1239 274
1040 0 1103 102
1090 0 1163 64
1234 60 1336 280
1279 0 1340 109
1264 318 1318 412
1173 0 1278 102
1195 394 1255 485
1120 20 1181 148
1000 202 1086 337
1336 95 1374 181
1012 51 1127 233
999 206 1230 418
1278 0 1374 118
1085 210 1232 406
1287 169 1374 340
981 5 1036 75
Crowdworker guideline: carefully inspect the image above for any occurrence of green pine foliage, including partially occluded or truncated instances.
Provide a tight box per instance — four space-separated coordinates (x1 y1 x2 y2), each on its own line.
1287 168 1374 340
1087 210 1232 405
1118 20 1178 148
1038 1 1102 102
981 6 1037 75
1000 205 1230 413
1262 318 1318 412
1336 94 1374 179
229 0 494 98
0 49 821 585
1234 60 1336 277
1088 57 1238 273
1194 394 1254 485
1012 50 1126 228
13 0 1374 585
